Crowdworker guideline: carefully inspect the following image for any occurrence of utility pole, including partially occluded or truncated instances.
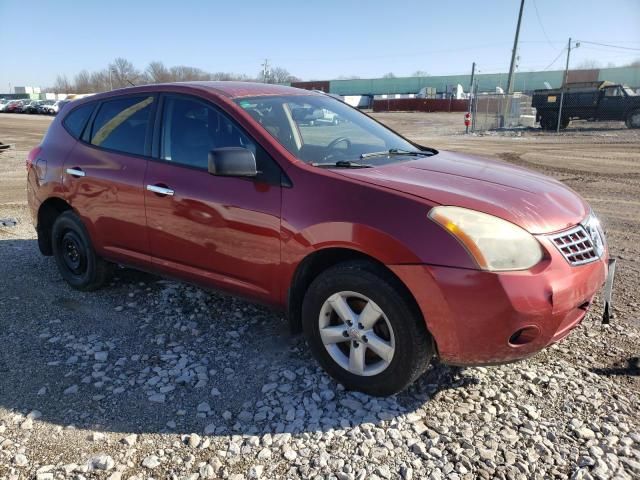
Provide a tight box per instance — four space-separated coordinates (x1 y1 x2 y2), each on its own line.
506 0 525 95
261 59 270 83
467 62 475 134
556 38 579 133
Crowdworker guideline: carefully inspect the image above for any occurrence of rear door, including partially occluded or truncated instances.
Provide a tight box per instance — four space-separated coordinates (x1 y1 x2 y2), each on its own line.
144 94 283 302
63 94 156 266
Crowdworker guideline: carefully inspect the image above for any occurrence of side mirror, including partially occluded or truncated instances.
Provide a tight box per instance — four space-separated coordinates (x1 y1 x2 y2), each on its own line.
208 147 257 177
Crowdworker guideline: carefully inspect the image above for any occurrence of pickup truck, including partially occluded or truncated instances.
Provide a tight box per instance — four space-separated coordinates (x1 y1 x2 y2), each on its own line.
532 81 640 130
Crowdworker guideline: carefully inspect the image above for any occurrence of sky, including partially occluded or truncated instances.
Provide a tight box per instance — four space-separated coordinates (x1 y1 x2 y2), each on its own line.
1 0 639 90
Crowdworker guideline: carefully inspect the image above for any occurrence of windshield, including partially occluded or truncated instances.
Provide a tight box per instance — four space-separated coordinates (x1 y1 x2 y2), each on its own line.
235 95 432 165
624 87 637 96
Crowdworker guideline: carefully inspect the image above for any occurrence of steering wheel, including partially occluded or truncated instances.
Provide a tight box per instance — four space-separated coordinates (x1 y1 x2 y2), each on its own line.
322 137 352 162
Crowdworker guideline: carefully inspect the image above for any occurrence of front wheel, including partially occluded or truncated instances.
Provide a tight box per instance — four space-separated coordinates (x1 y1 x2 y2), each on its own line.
52 211 113 291
302 261 433 396
626 109 640 129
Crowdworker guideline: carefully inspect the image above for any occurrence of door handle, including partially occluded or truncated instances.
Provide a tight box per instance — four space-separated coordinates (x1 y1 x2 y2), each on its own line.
66 167 85 178
146 184 175 196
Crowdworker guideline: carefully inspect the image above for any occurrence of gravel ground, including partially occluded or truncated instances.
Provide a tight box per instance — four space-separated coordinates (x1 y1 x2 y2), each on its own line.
0 113 639 479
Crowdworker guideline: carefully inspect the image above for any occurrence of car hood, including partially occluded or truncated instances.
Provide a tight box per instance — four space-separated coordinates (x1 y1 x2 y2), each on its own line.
334 150 589 234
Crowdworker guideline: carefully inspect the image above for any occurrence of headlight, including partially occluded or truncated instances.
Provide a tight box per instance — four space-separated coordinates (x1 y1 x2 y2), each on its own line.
584 213 605 258
429 206 543 271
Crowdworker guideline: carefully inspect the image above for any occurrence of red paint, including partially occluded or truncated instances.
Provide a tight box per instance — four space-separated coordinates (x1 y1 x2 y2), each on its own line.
27 82 609 366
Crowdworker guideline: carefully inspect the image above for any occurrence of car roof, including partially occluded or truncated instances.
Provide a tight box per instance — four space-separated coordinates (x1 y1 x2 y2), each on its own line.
75 81 318 104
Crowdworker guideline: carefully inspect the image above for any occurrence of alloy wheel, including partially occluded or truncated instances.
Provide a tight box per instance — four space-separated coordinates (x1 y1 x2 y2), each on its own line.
318 291 395 376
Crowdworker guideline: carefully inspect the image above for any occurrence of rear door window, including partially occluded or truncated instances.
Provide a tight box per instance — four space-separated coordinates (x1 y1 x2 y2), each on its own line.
90 96 154 156
63 103 95 139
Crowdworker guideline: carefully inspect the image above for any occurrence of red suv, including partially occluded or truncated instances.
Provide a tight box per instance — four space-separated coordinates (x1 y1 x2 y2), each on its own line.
27 82 613 395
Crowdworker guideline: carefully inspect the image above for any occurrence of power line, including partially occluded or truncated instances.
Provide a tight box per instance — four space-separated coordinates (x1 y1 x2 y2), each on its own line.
543 47 567 71
532 0 556 48
577 41 640 52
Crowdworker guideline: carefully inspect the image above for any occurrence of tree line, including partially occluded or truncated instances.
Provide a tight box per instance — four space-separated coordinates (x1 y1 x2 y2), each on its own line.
49 58 301 93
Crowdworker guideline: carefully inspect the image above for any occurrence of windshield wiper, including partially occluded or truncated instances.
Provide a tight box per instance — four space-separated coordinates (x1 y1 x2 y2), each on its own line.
311 160 372 168
360 148 432 159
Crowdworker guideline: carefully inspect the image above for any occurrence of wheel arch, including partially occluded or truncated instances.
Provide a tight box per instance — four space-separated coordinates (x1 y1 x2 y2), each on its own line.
286 247 428 340
37 196 73 255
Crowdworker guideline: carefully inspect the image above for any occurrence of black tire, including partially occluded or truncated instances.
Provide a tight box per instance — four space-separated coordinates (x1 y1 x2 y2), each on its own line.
540 115 554 130
302 261 433 396
51 211 112 291
626 109 640 129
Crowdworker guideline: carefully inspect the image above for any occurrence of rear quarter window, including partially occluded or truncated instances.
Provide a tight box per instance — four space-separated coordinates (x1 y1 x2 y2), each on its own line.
62 103 96 139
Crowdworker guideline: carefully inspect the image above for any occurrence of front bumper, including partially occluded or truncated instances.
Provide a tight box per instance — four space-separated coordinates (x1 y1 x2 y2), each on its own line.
390 244 609 366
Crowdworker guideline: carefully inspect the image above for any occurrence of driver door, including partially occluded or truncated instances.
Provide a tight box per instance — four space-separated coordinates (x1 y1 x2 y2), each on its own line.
598 86 626 120
144 94 283 302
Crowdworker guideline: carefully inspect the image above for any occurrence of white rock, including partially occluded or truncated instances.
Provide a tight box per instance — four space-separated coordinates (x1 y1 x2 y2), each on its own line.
122 434 138 446
187 433 201 448
257 448 272 460
64 384 79 395
95 351 108 361
142 455 161 469
14 453 28 467
249 465 264 479
89 432 105 441
20 418 33 430
88 454 115 471
148 393 166 403
199 463 216 479
281 370 296 381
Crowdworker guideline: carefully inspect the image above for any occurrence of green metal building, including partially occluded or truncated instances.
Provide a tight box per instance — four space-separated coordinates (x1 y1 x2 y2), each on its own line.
321 66 640 96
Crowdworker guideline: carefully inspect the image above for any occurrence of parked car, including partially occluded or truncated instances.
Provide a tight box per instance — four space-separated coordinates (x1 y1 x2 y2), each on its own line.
36 100 56 114
533 80 640 129
23 100 45 114
4 100 24 113
41 99 70 115
0 99 11 112
27 82 614 395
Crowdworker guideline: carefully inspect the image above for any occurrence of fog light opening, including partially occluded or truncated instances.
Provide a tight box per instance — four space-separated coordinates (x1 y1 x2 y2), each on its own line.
509 326 540 346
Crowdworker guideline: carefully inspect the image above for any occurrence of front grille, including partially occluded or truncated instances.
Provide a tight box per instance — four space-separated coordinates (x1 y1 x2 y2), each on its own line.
549 225 599 266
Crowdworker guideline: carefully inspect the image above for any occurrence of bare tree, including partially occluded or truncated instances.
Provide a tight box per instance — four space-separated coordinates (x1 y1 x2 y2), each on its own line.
382 72 396 79
74 70 92 93
575 59 601 70
626 59 640 67
259 66 298 84
336 75 361 80
90 70 110 91
412 70 429 77
210 72 253 81
146 61 172 83
109 57 140 88
170 65 209 81
49 59 274 93
53 75 72 93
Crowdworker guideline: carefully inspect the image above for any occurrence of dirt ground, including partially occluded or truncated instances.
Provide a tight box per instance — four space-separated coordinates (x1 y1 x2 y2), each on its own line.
0 112 638 479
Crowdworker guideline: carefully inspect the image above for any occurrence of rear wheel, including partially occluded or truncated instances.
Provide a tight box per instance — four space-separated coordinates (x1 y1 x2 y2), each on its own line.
302 261 433 396
52 211 113 291
540 115 555 130
626 109 640 129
